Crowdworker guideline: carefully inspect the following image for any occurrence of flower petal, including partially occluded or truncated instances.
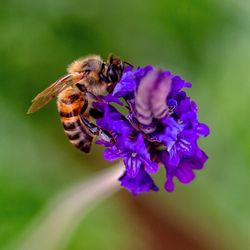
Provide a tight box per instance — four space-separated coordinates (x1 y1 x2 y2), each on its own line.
119 168 159 195
171 75 192 92
165 175 175 192
197 123 210 137
124 156 141 178
103 147 125 161
175 164 195 184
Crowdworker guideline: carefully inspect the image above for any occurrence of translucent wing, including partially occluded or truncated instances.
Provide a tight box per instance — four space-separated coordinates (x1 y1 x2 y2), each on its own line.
27 72 84 114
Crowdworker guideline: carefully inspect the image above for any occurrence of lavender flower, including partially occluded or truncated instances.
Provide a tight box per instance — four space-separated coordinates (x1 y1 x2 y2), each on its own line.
95 65 210 194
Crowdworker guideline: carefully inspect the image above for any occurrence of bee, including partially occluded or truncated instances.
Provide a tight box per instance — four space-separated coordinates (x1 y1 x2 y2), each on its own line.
27 54 131 153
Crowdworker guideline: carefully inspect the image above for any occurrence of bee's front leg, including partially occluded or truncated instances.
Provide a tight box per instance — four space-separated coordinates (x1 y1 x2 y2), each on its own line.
86 91 99 101
75 83 101 103
75 83 87 92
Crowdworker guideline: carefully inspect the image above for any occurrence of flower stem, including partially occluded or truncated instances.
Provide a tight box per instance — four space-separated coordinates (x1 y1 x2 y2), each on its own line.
8 163 123 250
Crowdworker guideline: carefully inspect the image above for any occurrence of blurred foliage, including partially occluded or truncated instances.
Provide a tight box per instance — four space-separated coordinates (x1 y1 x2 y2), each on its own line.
0 0 250 249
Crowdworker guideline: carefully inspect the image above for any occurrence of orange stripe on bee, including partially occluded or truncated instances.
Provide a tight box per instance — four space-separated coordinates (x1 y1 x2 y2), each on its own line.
58 99 82 110
58 104 79 113
60 117 79 123
57 87 93 153
58 97 83 118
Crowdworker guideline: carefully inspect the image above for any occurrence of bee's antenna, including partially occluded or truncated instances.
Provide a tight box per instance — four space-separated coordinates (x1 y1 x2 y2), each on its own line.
124 61 134 68
107 53 114 63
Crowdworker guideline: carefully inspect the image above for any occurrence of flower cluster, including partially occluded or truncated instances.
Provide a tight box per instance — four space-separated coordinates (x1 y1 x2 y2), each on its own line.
95 65 210 195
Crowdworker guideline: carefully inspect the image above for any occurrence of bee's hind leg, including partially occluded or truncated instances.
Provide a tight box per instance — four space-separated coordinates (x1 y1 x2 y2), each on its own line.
80 115 99 135
80 114 113 143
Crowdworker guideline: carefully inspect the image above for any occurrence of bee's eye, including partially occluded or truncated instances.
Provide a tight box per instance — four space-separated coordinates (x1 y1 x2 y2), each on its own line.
108 66 121 83
84 69 91 75
108 67 117 82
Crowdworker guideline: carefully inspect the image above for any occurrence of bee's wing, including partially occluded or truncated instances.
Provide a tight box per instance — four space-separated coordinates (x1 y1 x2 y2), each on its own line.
27 72 84 114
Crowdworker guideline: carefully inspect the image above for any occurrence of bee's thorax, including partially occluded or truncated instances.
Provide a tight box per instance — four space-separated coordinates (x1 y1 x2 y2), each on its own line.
67 55 103 74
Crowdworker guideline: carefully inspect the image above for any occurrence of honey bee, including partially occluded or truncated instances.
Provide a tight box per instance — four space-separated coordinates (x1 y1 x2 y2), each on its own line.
28 54 131 153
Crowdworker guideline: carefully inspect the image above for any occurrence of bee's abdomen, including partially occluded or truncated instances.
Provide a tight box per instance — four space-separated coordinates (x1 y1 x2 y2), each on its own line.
57 91 93 153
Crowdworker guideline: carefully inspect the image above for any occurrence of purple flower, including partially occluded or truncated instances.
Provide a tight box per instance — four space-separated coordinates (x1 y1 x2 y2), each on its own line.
95 66 210 195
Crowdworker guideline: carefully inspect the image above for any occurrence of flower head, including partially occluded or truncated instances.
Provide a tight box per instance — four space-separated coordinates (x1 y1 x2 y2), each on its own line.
95 66 210 194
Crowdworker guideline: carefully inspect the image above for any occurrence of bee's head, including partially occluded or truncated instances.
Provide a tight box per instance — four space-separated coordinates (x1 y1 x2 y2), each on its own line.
99 54 133 93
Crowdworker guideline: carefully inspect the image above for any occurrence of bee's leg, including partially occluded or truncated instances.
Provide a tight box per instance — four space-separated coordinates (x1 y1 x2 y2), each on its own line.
75 83 87 92
89 108 103 119
106 83 115 94
99 129 114 143
80 115 99 135
85 91 109 103
86 91 99 101
80 115 113 143
76 83 108 104
79 97 113 142
79 99 98 135
74 84 100 103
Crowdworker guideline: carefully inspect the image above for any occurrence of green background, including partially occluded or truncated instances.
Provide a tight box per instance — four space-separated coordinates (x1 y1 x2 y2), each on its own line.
0 0 249 249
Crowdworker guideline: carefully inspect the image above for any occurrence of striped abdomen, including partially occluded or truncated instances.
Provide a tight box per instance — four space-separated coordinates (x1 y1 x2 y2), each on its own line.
57 87 93 153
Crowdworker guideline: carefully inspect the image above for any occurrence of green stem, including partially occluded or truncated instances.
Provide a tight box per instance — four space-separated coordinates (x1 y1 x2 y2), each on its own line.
8 164 123 250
